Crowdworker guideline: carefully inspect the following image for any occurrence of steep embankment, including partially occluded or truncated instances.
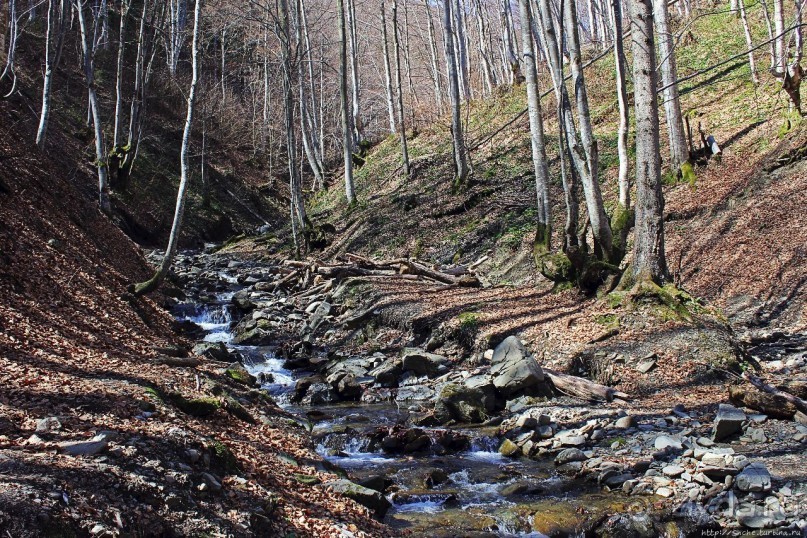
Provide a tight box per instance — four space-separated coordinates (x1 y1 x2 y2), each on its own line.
0 108 389 536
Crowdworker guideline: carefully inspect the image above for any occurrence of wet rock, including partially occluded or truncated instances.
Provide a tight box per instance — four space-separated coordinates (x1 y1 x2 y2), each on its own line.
434 383 487 424
401 348 448 377
735 463 771 492
499 439 520 457
231 290 255 312
489 336 545 397
193 342 231 362
395 384 435 402
614 416 635 429
231 319 273 346
555 448 587 465
368 360 403 387
712 404 746 441
404 434 431 453
303 383 339 406
499 481 543 497
463 375 499 412
595 513 656 538
424 468 449 488
326 479 392 516
225 362 256 386
358 475 391 493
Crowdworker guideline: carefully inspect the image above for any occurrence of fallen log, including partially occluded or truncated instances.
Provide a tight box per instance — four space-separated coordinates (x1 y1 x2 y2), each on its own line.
316 265 396 279
273 269 301 291
728 385 798 419
339 303 381 329
741 372 807 415
153 356 201 368
544 369 630 402
778 379 807 400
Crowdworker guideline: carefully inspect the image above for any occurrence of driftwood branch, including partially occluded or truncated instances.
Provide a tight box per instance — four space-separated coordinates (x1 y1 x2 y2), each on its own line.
741 371 807 415
545 369 630 402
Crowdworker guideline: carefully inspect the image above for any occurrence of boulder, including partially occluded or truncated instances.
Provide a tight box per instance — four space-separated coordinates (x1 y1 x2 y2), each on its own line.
654 435 683 451
401 348 448 378
463 375 499 412
555 448 587 465
499 439 520 457
735 463 771 492
59 432 114 457
712 404 746 441
193 342 231 362
434 383 487 424
326 479 391 516
368 360 403 388
225 362 257 386
395 384 435 402
231 290 255 312
231 319 273 346
489 336 545 397
303 383 339 406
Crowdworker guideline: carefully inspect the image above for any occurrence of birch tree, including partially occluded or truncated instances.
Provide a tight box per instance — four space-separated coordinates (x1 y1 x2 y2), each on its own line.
612 0 629 208
338 0 356 204
1 0 18 96
35 0 68 149
629 0 668 283
443 0 468 184
737 0 758 84
424 1 444 112
653 0 688 172
76 0 111 214
132 0 202 295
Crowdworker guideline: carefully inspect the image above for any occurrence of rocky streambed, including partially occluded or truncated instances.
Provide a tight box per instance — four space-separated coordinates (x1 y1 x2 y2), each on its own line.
164 248 807 537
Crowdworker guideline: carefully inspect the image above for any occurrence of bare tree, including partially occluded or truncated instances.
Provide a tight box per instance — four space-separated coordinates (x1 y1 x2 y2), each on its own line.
35 0 68 149
501 0 521 83
392 0 410 176
629 0 668 283
1 0 19 96
346 0 362 145
113 0 131 148
76 0 111 214
338 0 356 204
612 0 629 208
737 0 758 84
381 2 397 134
518 0 550 250
132 0 202 295
653 0 688 172
424 0 444 112
475 0 497 94
443 0 468 183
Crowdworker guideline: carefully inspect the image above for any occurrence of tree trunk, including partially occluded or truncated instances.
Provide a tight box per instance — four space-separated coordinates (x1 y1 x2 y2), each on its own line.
737 0 758 84
131 0 201 296
772 0 785 74
502 0 521 83
425 0 444 113
653 0 689 172
629 0 668 284
474 0 497 94
1 0 18 96
443 0 468 184
563 0 613 261
35 0 56 150
76 0 111 214
519 0 551 250
612 0 630 208
346 0 362 146
296 0 323 186
338 0 356 204
392 0 410 176
112 0 130 148
381 2 397 134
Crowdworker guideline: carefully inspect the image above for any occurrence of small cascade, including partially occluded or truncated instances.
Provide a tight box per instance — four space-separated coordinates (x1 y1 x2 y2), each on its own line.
179 302 234 343
242 352 296 398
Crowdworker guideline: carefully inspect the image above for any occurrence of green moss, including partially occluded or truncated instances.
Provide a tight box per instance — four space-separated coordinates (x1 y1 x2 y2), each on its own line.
225 367 252 385
594 313 620 330
292 473 322 486
168 392 221 417
536 252 574 283
209 439 240 474
680 160 697 187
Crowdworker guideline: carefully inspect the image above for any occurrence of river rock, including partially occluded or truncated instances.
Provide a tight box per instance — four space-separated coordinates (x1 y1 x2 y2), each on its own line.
489 336 545 397
303 382 339 406
395 384 435 402
59 432 114 457
326 479 391 516
35 417 62 434
368 360 403 387
304 301 331 334
654 435 683 451
735 463 771 492
434 383 487 424
193 342 231 362
231 290 255 312
401 348 448 377
231 319 273 346
225 362 256 386
463 375 499 412
614 415 635 429
499 439 520 457
555 448 587 465
712 404 746 441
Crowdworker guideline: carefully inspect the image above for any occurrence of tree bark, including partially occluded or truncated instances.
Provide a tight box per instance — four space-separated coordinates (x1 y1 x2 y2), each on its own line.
338 0 356 204
76 0 111 214
381 2 397 134
346 0 362 146
653 0 688 172
519 0 551 250
424 0 444 113
131 0 201 295
629 0 668 283
502 0 521 84
113 0 130 149
772 0 785 74
36 0 57 150
391 0 410 177
612 0 630 208
475 0 497 94
443 0 468 184
452 0 471 99
737 0 758 84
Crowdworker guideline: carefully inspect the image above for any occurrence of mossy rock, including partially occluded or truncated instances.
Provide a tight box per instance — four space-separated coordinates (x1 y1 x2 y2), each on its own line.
536 252 574 283
169 392 220 417
225 363 257 386
292 473 322 486
209 439 240 474
223 394 255 423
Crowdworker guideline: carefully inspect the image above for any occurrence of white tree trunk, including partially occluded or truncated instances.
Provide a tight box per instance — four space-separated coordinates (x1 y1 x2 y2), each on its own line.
443 0 468 183
653 0 689 172
773 0 785 74
346 0 362 146
36 0 56 150
425 1 444 113
76 0 111 214
612 0 630 208
381 2 397 134
133 0 201 295
112 0 130 148
392 0 410 176
737 0 758 84
502 0 521 83
338 0 356 204
519 0 551 249
629 0 668 283
475 0 498 94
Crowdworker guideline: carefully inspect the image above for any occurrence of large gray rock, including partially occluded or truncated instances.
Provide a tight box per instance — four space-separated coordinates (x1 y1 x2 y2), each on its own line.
231 318 273 346
304 301 331 334
59 432 114 457
735 463 771 492
713 404 746 441
193 342 232 362
326 479 391 516
463 375 499 412
401 349 448 377
368 360 403 387
555 448 587 465
395 384 435 402
434 383 487 423
489 336 544 397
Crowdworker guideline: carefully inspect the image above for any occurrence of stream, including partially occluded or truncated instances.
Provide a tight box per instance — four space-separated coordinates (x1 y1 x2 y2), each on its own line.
171 256 653 537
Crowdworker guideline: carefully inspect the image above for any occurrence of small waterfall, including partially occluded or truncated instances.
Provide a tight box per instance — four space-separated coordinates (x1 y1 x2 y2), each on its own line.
180 303 234 343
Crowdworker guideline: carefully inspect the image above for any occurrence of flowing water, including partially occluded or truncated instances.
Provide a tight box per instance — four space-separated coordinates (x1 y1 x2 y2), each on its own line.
175 265 651 537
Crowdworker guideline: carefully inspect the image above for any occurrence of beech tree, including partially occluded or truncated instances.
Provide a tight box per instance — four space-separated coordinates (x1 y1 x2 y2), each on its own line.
35 0 68 149
338 0 356 204
612 0 630 209
629 0 668 283
443 0 468 184
392 0 410 176
518 0 550 250
132 0 202 295
381 2 397 134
